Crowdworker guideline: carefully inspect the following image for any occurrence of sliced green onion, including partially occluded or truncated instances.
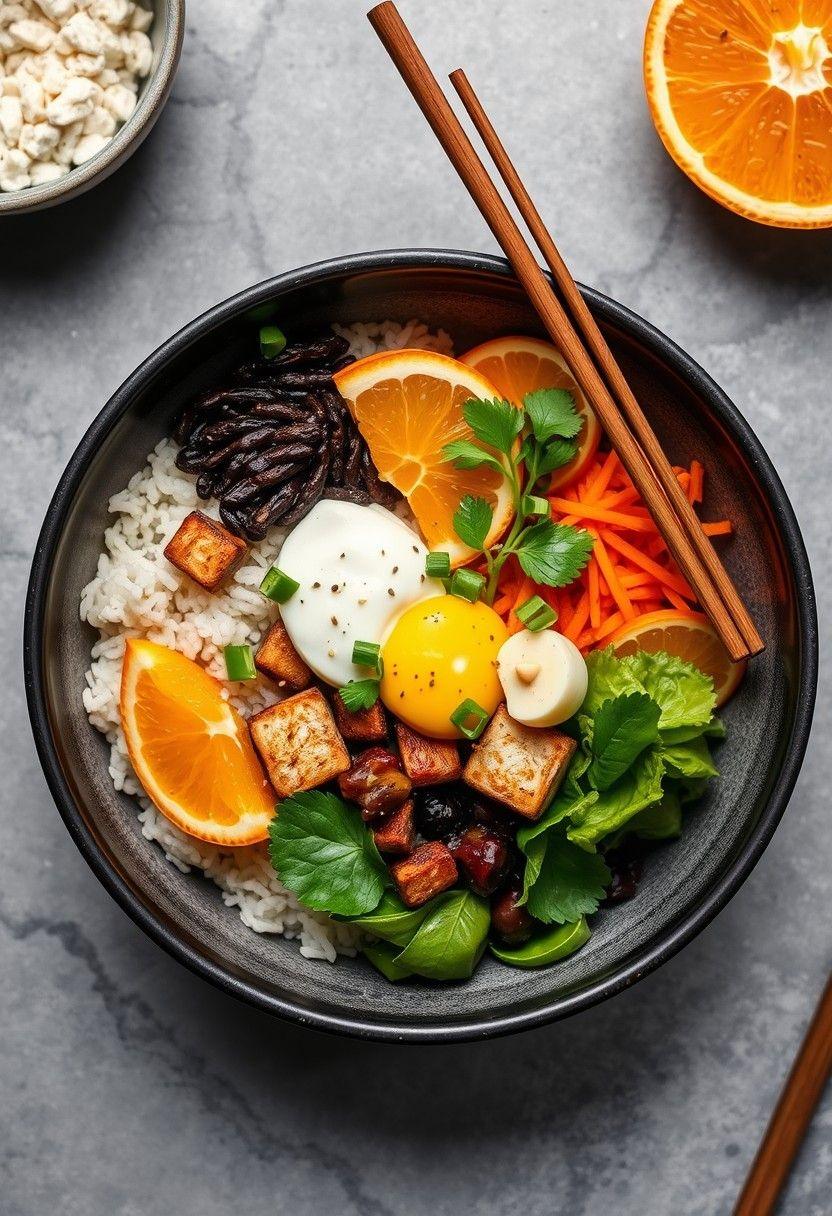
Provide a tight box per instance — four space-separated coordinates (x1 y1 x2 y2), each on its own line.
259 566 299 604
450 698 490 740
449 567 485 603
259 325 287 360
425 551 451 580
224 644 256 682
351 639 383 678
516 595 558 632
522 494 549 518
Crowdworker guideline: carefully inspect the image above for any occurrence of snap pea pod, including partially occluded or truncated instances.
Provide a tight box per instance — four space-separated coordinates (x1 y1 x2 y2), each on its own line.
490 916 590 968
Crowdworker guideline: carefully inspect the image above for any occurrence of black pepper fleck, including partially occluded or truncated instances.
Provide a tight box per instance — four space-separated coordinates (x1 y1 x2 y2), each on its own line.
387 588 395 597
312 581 321 589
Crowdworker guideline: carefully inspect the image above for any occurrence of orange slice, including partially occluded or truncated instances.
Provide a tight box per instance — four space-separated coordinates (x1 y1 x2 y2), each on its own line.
607 608 745 706
334 349 514 565
120 639 276 845
645 0 832 228
459 335 601 491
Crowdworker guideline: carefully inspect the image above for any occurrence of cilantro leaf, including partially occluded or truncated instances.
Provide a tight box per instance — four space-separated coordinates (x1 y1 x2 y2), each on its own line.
537 438 579 478
524 387 583 443
339 679 380 712
622 650 716 730
515 519 594 586
523 826 610 925
463 396 524 455
589 692 661 791
268 791 387 917
441 439 505 474
567 748 666 849
453 494 493 551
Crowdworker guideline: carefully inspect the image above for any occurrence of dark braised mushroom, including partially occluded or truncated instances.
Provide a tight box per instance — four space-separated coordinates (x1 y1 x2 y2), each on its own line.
170 334 402 541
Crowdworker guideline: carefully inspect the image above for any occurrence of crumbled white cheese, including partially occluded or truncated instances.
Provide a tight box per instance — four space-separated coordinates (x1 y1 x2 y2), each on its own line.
0 0 154 192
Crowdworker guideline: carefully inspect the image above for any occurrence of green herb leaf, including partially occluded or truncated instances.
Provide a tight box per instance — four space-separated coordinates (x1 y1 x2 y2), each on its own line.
393 889 490 980
523 387 583 443
343 891 432 947
567 748 666 849
490 916 591 968
441 438 505 474
268 791 387 917
362 941 413 981
589 692 661 791
630 791 683 840
453 494 494 551
622 650 716 731
463 396 524 455
536 437 579 478
515 519 594 587
523 827 610 925
338 679 380 712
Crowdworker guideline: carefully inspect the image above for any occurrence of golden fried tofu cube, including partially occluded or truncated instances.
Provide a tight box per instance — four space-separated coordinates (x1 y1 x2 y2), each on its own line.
463 705 576 821
248 688 350 799
394 722 462 786
255 620 313 691
390 841 458 908
163 511 247 592
373 799 415 856
331 692 388 743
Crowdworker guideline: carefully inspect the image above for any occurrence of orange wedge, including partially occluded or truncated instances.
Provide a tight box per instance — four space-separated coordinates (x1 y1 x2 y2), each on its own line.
645 0 832 228
120 639 276 845
459 336 601 491
607 608 745 706
334 349 514 565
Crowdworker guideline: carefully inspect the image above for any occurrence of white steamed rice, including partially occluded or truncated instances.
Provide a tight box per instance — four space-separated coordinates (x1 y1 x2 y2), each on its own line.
80 319 453 962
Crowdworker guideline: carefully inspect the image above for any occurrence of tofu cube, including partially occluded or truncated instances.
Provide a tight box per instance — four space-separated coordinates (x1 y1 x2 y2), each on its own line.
163 511 247 592
255 619 312 691
248 688 350 799
463 705 576 821
331 691 388 743
394 722 462 786
390 841 458 909
372 799 415 856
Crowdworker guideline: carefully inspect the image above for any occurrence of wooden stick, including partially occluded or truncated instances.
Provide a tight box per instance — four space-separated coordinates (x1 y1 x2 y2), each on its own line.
449 68 763 659
734 975 832 1215
367 0 757 662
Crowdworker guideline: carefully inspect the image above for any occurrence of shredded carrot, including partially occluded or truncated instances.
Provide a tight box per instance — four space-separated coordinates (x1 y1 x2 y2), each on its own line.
489 448 733 651
689 460 704 505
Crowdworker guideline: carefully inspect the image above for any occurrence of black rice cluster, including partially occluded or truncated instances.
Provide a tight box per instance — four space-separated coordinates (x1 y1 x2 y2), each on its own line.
172 333 400 541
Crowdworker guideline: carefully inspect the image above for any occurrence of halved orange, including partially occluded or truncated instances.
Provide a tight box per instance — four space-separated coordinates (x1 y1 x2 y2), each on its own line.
607 608 745 706
334 349 514 565
645 0 832 228
459 336 601 491
120 639 276 845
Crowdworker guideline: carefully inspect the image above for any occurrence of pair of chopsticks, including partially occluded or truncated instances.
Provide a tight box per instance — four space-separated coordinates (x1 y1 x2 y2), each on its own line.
734 974 832 1214
367 1 763 662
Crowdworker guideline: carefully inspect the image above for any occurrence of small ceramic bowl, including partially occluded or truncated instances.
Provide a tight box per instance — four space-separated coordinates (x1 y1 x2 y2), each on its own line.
0 0 184 215
25 251 818 1042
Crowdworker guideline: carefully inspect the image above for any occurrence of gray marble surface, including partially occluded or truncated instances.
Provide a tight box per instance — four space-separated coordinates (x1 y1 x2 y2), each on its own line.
3 1 830 1213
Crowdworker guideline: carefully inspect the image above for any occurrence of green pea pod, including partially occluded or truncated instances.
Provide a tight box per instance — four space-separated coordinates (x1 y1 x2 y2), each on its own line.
362 942 413 982
490 916 591 968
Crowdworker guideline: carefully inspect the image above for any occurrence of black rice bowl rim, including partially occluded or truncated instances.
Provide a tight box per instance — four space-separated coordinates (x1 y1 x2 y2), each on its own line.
24 249 818 1043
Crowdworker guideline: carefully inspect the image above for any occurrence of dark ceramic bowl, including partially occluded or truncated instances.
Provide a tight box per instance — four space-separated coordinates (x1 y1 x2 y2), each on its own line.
25 250 817 1042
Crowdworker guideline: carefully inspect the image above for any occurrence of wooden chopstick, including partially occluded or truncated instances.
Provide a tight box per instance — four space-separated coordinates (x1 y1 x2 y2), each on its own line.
734 975 832 1215
449 68 764 660
367 0 759 663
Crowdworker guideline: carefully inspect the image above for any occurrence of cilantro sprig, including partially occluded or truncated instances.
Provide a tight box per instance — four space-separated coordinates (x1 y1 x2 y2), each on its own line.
443 390 593 602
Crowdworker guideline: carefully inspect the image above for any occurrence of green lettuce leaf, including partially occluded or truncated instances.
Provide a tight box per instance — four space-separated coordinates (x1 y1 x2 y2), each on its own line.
622 650 716 731
567 748 666 849
660 734 719 780
583 647 646 716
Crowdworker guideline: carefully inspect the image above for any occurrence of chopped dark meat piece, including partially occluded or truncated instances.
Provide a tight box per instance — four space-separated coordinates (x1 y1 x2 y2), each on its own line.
451 825 510 897
338 747 412 822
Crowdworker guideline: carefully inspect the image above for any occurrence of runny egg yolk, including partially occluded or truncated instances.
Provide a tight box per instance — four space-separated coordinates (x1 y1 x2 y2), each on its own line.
380 596 508 740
